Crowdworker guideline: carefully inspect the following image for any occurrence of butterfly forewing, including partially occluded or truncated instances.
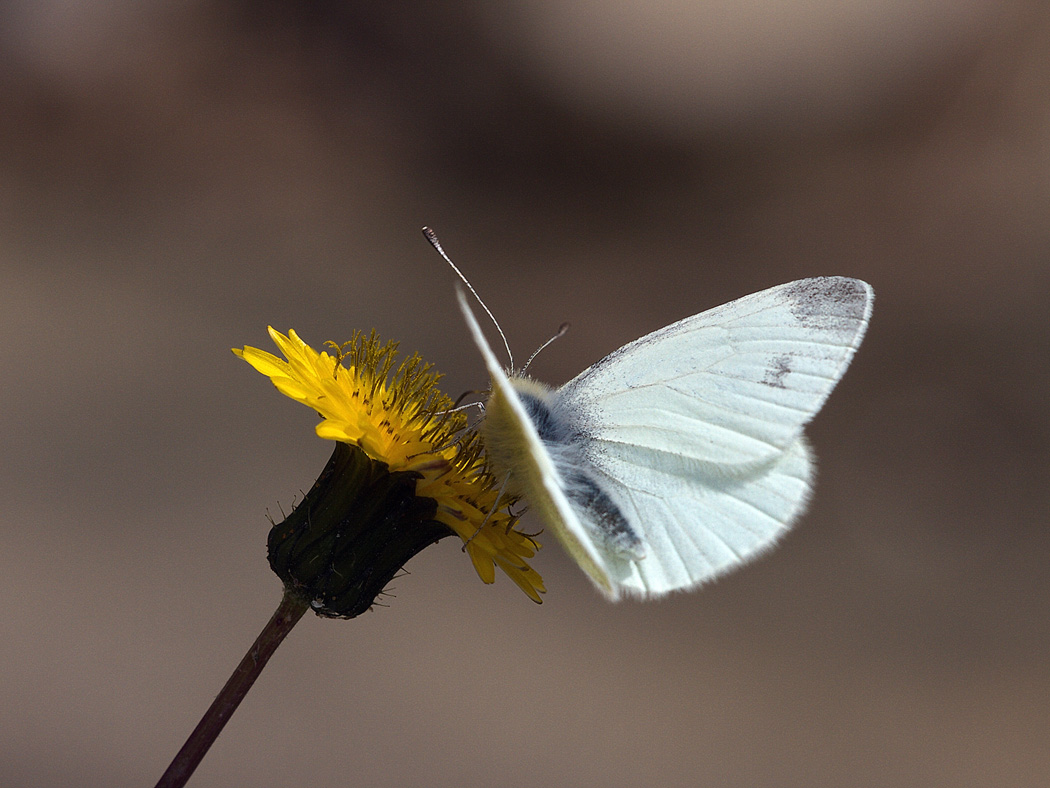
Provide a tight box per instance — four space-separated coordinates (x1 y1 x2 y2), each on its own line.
559 278 873 471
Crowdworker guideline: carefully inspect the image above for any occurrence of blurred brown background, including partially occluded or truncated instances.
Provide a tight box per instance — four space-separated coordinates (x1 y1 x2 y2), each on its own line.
2 2 1048 786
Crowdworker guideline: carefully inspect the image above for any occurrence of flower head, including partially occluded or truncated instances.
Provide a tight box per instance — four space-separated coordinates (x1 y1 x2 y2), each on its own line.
234 327 544 611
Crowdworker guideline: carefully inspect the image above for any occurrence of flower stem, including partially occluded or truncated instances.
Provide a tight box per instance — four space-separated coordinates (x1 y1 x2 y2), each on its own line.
154 587 310 788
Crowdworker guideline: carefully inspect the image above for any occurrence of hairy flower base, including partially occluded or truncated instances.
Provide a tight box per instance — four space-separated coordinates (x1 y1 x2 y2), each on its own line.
235 328 544 603
269 442 453 618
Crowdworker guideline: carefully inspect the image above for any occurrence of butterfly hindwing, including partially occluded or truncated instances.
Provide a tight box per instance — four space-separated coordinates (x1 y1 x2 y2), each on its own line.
579 436 813 596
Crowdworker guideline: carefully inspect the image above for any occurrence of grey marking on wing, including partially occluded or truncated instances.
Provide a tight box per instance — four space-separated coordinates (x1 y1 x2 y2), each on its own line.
518 390 644 559
761 353 792 389
783 277 869 331
561 465 644 558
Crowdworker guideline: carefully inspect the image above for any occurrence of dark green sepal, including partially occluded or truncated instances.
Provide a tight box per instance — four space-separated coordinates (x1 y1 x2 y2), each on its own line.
268 442 454 618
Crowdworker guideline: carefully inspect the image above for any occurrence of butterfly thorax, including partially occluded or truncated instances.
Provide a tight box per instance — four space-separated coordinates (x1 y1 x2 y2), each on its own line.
481 375 553 500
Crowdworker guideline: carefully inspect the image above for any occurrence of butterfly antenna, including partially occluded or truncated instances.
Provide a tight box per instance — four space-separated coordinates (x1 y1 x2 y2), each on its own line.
422 226 515 370
520 322 570 375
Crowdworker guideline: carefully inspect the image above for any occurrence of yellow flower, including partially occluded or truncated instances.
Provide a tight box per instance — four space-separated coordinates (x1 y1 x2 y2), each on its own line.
234 327 544 605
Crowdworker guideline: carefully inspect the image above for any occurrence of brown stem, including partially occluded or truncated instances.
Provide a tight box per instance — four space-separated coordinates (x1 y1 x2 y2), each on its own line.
154 587 310 788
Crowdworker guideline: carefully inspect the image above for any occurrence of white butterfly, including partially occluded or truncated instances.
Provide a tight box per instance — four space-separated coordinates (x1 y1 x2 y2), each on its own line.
456 276 873 601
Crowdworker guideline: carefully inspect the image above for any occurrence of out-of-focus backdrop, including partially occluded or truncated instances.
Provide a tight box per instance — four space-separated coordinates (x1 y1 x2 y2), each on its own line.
2 2 1047 786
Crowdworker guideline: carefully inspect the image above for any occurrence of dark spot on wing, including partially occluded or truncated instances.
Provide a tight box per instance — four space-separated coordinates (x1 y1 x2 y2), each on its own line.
762 353 792 388
517 391 642 558
784 277 869 331
562 466 643 558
